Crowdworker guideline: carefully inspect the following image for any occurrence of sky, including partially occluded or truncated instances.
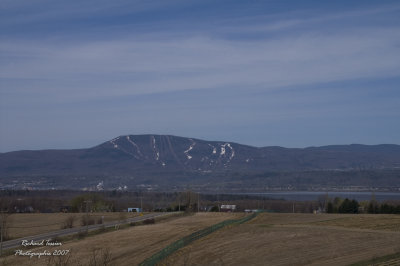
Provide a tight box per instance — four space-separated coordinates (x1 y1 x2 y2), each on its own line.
1 0 400 152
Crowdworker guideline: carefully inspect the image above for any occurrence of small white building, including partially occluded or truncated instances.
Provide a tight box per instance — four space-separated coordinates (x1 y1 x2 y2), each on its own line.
244 209 258 213
128 207 142 212
220 205 236 212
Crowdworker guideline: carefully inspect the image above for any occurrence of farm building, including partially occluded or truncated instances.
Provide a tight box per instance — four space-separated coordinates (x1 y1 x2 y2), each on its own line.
128 207 142 212
220 205 236 212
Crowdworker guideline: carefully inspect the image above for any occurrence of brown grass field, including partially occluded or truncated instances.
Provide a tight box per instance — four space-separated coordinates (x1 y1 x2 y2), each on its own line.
1 212 243 266
1 213 400 266
5 212 142 239
164 213 400 266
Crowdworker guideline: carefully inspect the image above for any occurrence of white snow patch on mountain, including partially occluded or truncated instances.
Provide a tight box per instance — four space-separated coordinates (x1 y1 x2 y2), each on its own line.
227 143 235 161
219 143 235 162
184 139 196 160
220 146 226 156
151 136 159 160
126 136 143 157
208 144 217 154
110 137 120 149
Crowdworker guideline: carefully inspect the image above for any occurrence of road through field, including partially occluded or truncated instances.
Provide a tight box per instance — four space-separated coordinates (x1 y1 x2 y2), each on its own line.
1 212 176 251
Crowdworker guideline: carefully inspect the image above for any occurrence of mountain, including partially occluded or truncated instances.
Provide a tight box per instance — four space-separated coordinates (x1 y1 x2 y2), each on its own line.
1 135 400 191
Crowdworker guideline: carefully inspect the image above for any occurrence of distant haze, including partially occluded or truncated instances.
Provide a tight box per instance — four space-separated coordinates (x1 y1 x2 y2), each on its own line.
1 1 400 152
1 134 400 190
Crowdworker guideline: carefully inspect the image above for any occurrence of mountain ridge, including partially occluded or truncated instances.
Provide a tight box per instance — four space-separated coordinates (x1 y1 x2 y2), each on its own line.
1 134 400 191
3 134 399 153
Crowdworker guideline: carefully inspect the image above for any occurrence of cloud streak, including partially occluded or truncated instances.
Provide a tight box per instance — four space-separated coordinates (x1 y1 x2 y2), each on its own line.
1 1 400 151
2 26 400 100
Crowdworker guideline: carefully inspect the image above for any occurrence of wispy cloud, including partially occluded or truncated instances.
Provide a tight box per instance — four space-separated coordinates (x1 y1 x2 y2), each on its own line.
1 1 400 151
2 25 399 101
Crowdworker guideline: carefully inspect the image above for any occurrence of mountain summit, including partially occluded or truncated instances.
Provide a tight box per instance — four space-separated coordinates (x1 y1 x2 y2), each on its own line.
1 135 400 191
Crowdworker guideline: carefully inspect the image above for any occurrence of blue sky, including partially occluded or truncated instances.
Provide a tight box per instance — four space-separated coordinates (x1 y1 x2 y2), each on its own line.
1 0 400 152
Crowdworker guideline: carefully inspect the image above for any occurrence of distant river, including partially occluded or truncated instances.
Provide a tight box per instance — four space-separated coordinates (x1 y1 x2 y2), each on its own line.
241 191 400 202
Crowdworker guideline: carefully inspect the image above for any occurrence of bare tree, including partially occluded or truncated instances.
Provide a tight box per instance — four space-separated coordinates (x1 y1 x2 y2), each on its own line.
61 215 76 229
88 247 113 266
317 193 329 212
45 252 73 266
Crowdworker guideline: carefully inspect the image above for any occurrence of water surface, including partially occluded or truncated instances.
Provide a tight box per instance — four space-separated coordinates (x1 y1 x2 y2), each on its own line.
243 191 400 202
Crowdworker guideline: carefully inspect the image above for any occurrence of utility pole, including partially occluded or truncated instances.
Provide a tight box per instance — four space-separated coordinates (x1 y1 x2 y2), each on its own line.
263 197 265 211
0 220 2 257
217 193 220 212
197 192 200 212
0 212 3 256
292 202 295 213
178 193 181 212
140 197 143 212
83 200 92 233
0 210 8 257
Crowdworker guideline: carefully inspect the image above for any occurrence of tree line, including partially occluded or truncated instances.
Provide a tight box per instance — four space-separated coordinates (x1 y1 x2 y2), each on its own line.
324 197 400 214
0 190 399 214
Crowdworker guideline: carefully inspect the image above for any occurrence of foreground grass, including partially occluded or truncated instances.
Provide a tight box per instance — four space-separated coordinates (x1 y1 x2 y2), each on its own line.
310 215 400 231
349 251 400 266
3 213 399 266
1 213 242 266
5 212 143 239
163 213 400 266
0 212 185 260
